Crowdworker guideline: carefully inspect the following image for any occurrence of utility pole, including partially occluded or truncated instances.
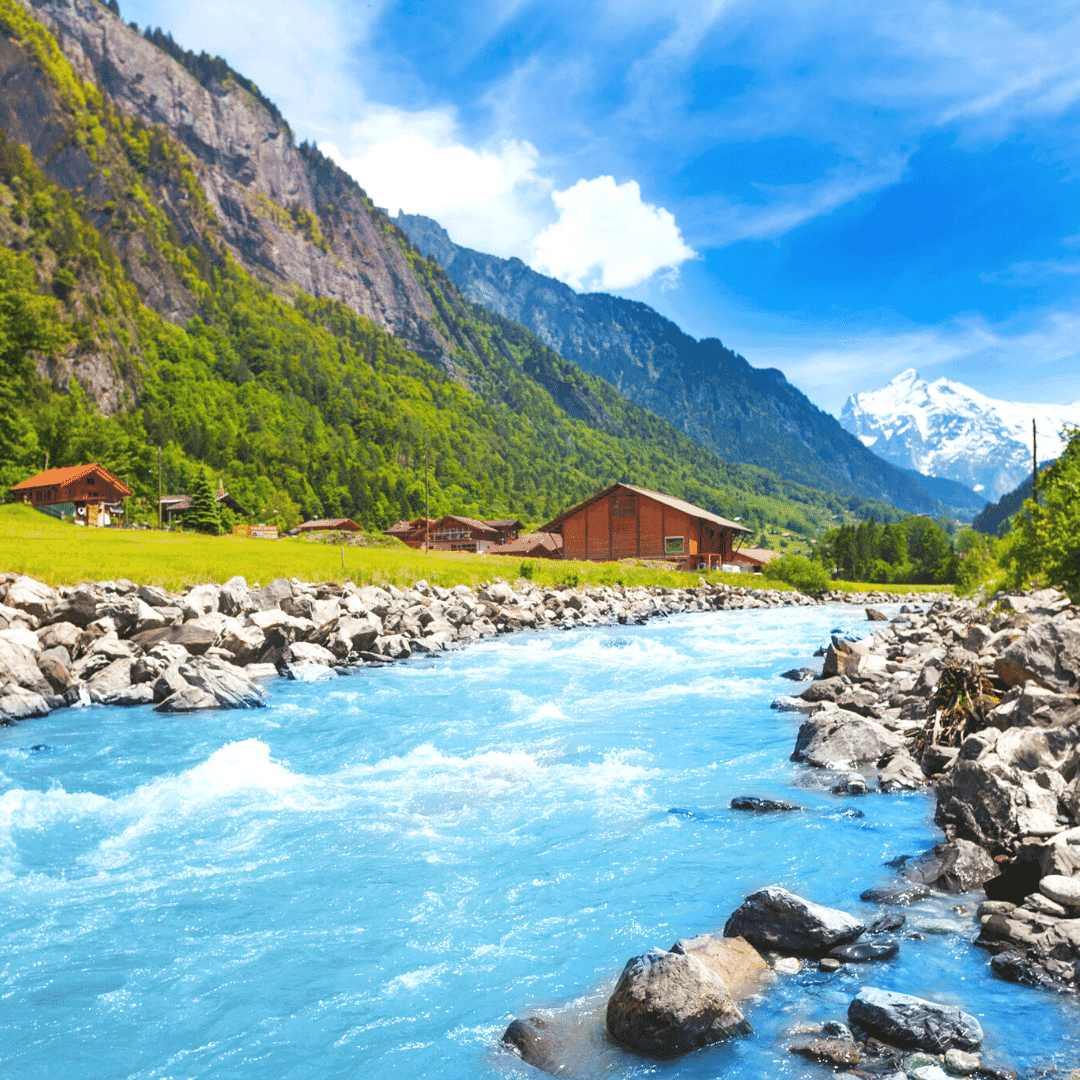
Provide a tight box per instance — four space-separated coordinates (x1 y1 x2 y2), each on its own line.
157 446 162 530
1033 418 1038 502
424 453 429 554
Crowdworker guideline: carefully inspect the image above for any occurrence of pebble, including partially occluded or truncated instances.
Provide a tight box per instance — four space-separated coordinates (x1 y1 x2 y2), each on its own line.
773 957 801 974
818 957 841 972
944 1048 980 1075
976 900 1016 918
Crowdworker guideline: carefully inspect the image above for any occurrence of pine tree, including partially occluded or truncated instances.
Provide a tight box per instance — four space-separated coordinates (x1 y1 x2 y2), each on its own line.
189 469 220 535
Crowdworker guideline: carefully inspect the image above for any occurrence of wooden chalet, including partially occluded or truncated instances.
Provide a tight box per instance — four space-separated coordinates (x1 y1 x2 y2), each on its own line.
731 546 781 573
541 483 751 568
489 532 564 559
10 463 132 527
296 518 362 533
385 518 435 548
160 490 250 528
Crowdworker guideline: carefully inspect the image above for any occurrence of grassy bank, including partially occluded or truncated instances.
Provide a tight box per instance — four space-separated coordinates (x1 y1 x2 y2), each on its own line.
0 507 952 596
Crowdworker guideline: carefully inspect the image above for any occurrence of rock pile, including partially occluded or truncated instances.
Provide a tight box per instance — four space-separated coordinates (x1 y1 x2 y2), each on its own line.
0 573 832 724
784 586 1080 995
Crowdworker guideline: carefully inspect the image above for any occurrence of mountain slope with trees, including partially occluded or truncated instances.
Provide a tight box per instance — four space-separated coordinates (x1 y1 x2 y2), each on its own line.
0 0 867 536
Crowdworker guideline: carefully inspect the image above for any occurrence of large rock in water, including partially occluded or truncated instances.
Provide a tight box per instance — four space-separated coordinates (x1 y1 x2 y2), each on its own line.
847 987 983 1053
178 656 266 708
791 708 902 769
723 886 865 957
995 621 1080 693
901 840 998 894
668 934 769 997
605 949 751 1058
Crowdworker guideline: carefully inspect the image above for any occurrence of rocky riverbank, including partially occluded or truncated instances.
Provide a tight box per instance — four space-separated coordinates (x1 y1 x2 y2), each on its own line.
0 571 930 723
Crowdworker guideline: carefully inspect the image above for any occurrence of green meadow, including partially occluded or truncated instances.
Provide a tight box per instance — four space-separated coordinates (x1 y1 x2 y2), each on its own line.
1 505 949 596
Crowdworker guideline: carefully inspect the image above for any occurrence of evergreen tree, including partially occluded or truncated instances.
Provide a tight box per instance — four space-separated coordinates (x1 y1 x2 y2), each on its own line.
189 470 220 535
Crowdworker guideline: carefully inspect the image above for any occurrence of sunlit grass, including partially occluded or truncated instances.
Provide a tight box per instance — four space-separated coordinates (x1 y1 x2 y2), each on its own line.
1 506 949 595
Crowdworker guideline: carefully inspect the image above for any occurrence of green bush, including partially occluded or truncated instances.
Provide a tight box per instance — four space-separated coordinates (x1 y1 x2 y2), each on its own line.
762 553 832 594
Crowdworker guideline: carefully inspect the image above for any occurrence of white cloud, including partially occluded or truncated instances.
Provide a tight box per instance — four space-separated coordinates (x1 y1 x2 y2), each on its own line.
530 176 698 290
321 107 551 258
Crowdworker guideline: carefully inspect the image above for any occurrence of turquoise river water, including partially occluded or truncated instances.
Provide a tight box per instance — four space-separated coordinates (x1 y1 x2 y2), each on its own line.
0 604 1076 1078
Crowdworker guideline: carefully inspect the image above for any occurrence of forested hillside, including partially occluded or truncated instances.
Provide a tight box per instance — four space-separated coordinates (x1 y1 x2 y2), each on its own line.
0 0 870 535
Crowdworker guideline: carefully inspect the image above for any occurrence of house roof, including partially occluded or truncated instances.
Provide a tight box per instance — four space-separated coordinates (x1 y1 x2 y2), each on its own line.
11 462 132 496
160 492 250 515
490 532 563 556
386 517 433 536
540 483 752 535
732 546 781 564
297 518 362 531
431 515 501 537
483 518 524 530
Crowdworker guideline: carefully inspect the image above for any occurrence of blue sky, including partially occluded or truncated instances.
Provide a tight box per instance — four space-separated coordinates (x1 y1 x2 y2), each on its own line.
118 0 1080 415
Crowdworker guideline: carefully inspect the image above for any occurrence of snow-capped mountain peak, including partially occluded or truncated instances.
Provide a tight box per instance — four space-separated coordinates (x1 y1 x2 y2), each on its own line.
840 370 1080 500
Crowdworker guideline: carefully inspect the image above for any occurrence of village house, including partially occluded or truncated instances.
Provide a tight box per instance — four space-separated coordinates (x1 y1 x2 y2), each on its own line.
159 490 250 528
386 516 522 552
540 483 751 569
295 518 362 534
730 546 782 573
488 532 564 559
10 463 133 527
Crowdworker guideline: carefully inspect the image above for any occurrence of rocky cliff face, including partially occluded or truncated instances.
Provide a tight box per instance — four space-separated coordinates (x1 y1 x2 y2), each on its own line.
396 213 946 516
8 0 452 369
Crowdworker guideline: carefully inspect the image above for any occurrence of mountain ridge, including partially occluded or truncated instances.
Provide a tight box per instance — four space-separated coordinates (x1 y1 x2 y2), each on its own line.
840 368 1080 501
395 211 946 516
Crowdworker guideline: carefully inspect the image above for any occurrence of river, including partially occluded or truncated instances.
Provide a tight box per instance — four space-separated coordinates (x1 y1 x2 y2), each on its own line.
0 604 1075 1078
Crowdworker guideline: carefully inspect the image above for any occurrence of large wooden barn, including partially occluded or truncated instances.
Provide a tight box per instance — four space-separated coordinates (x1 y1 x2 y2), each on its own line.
10 463 132 527
541 484 751 567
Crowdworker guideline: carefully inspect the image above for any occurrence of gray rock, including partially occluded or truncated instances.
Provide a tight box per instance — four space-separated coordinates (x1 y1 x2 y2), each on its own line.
218 624 266 666
828 938 899 963
137 584 174 607
791 709 903 769
42 587 99 628
283 641 335 667
37 651 75 693
501 1018 570 1077
878 752 925 792
0 686 51 721
996 621 1080 693
217 576 251 616
789 1036 861 1067
605 948 751 1058
847 987 983 1053
249 578 294 612
152 664 190 703
131 624 217 656
375 633 412 660
860 884 930 905
799 677 846 703
337 614 382 653
723 886 866 957
36 621 82 653
155 687 219 712
902 840 998 894
5 576 58 619
178 656 266 708
0 637 51 694
730 796 802 812
866 608 888 622
85 658 136 704
1038 874 1080 909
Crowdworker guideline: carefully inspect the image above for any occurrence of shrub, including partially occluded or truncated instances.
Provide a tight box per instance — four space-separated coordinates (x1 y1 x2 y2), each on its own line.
762 553 831 594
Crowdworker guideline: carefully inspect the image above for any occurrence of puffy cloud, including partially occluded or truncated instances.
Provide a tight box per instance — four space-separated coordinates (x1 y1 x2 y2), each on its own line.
321 107 551 258
530 176 698 291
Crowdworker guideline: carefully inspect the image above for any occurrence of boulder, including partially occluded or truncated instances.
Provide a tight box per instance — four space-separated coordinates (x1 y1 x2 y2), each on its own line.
730 796 802 812
137 584 174 607
155 686 219 712
375 634 412 660
179 583 221 620
605 948 751 1058
1038 874 1080 909
828 939 899 963
5 576 57 619
723 886 865 957
996 622 1080 693
0 637 51 694
860 884 930 906
85 658 136 704
37 650 75 693
249 578 294 612
934 758 1061 854
902 840 998 894
131 624 218 656
791 709 903 770
781 667 817 681
847 987 983 1053
799 677 845 703
500 1018 569 1077
337 614 382 653
866 608 888 622
868 913 906 934
217 576 251 616
152 664 190 703
0 686 51 721
283 642 335 667
789 1037 861 1067
667 934 769 997
43 587 99 628
218 624 266 666
878 752 925 792
177 656 266 709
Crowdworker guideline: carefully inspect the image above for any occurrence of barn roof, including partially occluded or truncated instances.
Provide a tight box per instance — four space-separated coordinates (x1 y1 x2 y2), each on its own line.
540 483 751 535
432 515 501 537
297 518 361 531
11 462 132 496
732 546 781 564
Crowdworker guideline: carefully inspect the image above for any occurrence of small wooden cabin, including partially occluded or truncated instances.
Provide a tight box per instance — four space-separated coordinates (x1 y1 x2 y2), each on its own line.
541 483 751 566
386 518 435 548
296 518 362 533
159 491 250 528
489 532 564 559
10 463 132 527
731 546 781 573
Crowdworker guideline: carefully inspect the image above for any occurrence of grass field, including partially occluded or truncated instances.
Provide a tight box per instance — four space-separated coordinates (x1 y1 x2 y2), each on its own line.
0 506 952 595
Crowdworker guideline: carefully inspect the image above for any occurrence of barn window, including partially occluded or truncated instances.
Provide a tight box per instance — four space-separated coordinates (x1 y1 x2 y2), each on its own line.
611 497 635 518
664 536 685 554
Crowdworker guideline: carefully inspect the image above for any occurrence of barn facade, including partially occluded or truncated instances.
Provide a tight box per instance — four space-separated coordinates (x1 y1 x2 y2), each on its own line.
541 484 751 567
10 463 132 527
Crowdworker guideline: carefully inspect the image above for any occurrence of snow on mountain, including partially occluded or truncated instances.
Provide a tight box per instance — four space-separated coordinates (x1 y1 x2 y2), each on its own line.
840 369 1080 502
